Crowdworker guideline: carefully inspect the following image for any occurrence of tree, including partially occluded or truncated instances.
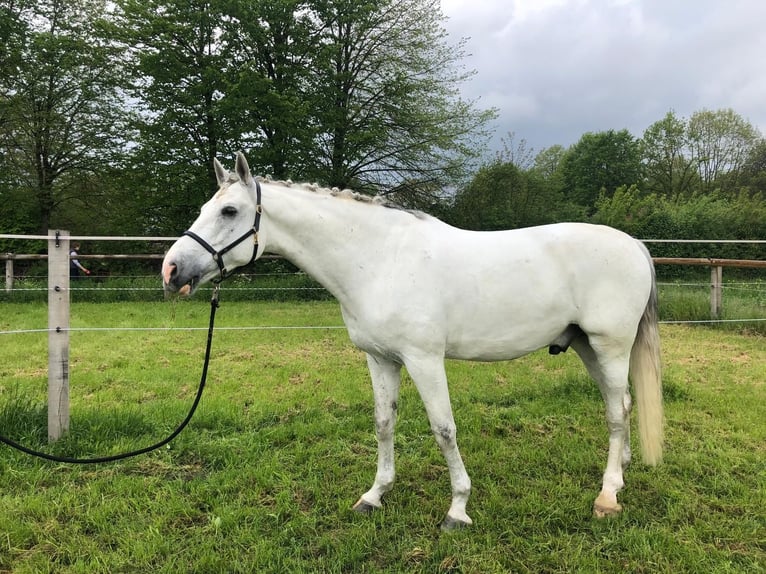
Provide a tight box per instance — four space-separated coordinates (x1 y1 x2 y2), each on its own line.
309 0 496 207
222 0 320 180
532 145 566 182
495 131 535 170
642 111 697 199
450 160 570 231
106 0 495 228
739 139 766 194
560 129 644 210
107 0 244 232
687 108 761 194
0 0 130 233
0 1 27 87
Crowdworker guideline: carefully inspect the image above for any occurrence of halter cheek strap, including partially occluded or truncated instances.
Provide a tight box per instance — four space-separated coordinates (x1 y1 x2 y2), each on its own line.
183 180 262 283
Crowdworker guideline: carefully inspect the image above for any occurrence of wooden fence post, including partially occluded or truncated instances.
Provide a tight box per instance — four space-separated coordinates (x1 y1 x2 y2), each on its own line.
4 254 11 292
48 230 70 442
710 265 723 319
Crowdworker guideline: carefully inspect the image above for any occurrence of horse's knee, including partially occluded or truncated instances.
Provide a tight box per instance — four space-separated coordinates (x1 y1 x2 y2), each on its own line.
375 417 395 440
432 423 456 445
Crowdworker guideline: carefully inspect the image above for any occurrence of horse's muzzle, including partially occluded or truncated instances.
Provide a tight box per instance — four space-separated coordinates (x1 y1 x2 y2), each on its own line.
162 261 194 296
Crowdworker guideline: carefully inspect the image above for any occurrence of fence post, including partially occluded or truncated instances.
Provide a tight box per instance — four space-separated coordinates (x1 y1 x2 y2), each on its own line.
710 265 723 319
4 254 12 292
48 230 70 442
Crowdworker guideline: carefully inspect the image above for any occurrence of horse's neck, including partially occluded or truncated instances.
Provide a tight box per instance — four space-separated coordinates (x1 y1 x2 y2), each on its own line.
261 185 397 303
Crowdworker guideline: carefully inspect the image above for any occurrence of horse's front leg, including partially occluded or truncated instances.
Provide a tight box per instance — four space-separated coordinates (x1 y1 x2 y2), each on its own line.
353 354 402 513
404 354 472 530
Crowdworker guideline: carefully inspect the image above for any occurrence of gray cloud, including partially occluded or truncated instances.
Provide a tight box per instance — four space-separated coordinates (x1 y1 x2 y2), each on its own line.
442 0 766 154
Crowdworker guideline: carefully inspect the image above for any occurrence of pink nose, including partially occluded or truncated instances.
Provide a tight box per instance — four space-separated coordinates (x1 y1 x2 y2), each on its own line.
162 261 176 285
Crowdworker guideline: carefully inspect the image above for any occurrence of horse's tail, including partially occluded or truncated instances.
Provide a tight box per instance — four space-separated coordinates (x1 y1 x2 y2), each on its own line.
630 243 664 466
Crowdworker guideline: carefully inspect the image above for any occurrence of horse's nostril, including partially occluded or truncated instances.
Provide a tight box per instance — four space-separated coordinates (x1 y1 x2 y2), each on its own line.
162 261 178 285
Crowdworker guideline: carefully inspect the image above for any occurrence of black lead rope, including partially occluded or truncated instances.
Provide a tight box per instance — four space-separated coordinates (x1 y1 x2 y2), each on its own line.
0 287 221 464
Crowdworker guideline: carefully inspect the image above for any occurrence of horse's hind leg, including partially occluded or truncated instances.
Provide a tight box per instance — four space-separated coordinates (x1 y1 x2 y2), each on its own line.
353 354 402 513
572 335 632 517
403 354 472 529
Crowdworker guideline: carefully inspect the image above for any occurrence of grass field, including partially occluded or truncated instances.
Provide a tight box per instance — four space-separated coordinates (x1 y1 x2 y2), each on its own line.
0 299 764 573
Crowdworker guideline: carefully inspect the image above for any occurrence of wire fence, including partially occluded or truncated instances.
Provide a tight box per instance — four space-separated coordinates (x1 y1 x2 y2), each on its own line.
2 234 765 334
4 233 762 443
2 276 765 335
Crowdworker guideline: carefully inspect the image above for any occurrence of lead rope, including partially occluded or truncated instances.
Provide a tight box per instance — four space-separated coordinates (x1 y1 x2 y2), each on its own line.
0 286 221 464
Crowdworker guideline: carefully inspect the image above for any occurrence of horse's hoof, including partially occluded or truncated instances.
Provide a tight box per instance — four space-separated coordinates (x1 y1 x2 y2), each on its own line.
352 499 379 514
593 502 622 518
440 515 471 531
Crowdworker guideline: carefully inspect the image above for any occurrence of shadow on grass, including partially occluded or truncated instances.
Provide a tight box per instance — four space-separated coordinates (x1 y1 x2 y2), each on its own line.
0 386 186 460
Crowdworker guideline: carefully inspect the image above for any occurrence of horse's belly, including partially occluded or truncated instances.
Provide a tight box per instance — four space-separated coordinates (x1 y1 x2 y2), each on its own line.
445 342 537 362
444 318 568 362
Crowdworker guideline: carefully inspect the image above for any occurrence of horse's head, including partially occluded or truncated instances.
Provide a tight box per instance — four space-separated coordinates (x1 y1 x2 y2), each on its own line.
162 152 262 296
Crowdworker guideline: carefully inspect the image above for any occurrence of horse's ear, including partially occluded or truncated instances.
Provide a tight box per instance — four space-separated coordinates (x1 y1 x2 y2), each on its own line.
213 158 228 187
235 152 253 185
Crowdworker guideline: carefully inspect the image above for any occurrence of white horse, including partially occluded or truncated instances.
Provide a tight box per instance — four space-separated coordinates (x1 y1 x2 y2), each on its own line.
162 153 663 529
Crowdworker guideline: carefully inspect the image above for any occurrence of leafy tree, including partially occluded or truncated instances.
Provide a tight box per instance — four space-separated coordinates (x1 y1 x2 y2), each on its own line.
106 0 245 233
450 160 570 231
560 129 644 210
687 108 761 194
222 0 320 181
642 111 697 199
0 0 27 84
739 139 766 194
309 0 496 207
495 132 535 170
104 0 494 229
0 0 130 233
592 185 658 236
529 145 577 216
532 145 566 183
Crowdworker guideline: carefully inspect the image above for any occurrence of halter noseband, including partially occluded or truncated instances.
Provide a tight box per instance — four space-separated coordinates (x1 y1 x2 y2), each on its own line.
182 180 263 284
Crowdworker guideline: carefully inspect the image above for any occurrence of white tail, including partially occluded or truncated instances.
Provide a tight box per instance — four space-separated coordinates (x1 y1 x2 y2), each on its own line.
630 253 664 465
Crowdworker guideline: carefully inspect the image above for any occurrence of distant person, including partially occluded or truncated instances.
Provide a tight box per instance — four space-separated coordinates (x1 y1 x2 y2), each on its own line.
70 242 91 279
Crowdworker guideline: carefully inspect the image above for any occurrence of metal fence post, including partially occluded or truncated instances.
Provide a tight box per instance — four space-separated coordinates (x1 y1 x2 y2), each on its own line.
48 230 70 441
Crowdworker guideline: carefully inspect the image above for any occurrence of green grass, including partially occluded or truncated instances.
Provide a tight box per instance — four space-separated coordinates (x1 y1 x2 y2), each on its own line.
1 300 764 573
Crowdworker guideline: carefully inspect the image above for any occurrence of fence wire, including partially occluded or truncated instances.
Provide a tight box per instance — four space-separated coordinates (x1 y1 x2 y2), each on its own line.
3 256 764 333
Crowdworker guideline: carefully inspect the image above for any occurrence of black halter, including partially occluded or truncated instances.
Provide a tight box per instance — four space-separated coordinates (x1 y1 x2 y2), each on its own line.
182 180 263 284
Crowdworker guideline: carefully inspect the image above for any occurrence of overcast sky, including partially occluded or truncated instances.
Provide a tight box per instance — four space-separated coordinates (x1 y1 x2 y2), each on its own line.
440 0 766 155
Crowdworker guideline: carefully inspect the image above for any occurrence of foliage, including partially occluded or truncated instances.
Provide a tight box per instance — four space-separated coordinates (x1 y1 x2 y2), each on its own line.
104 0 240 232
222 0 321 181
449 109 765 248
559 128 644 210
687 108 761 194
449 161 576 230
306 0 495 202
592 185 766 260
103 0 495 233
0 301 764 572
0 0 132 233
2 0 766 244
642 110 698 200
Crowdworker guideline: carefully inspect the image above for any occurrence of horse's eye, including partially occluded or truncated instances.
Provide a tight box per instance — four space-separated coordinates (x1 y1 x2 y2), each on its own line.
221 206 238 217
